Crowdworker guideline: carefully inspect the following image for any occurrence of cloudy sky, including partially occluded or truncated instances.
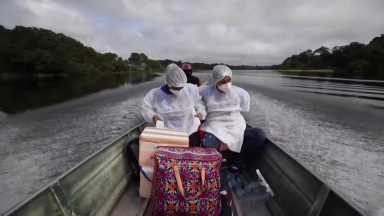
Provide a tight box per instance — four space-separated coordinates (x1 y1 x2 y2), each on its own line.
0 0 383 65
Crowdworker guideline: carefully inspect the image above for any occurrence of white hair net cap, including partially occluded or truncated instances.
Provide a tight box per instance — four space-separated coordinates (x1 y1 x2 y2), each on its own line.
165 63 187 87
212 65 233 84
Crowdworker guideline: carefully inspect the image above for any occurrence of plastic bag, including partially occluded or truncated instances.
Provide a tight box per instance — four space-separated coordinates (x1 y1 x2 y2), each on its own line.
238 169 274 215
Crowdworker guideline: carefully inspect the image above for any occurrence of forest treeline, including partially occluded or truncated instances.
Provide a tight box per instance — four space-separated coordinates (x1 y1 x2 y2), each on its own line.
156 59 279 71
0 25 276 76
0 25 383 79
0 25 134 75
280 34 384 79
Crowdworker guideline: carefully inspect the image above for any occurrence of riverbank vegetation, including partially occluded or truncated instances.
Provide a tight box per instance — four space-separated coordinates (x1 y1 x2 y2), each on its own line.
156 59 279 71
1 25 382 79
0 25 165 76
279 34 384 79
0 25 276 77
277 69 334 73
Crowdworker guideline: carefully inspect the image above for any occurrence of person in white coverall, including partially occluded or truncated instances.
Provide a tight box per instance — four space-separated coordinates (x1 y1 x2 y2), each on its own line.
141 63 207 147
199 65 267 174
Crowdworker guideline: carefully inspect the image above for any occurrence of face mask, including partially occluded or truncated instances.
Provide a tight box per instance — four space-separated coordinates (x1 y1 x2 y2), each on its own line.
218 82 232 93
170 89 182 96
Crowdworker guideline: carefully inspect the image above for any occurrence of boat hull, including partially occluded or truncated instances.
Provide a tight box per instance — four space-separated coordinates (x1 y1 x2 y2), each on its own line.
2 122 367 216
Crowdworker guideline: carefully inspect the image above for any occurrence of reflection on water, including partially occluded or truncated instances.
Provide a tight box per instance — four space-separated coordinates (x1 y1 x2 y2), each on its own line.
0 72 158 115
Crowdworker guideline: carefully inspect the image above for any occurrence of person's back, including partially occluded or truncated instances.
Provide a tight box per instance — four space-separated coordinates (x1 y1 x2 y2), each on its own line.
181 63 201 86
187 75 200 86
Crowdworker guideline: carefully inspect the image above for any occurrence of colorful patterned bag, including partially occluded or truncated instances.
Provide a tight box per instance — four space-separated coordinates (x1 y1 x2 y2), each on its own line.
151 146 223 216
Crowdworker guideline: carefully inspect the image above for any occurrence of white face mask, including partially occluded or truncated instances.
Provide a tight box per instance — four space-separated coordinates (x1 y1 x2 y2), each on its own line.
217 82 232 93
170 89 182 96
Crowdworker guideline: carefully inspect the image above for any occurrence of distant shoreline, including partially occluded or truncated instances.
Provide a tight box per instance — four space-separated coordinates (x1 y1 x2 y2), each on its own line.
277 69 334 73
194 69 275 72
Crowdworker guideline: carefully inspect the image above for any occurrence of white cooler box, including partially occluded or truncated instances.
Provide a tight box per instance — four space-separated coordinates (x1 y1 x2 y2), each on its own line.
139 166 154 198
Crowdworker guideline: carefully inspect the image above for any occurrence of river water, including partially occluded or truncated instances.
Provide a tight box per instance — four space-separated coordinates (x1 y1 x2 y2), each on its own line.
0 71 383 215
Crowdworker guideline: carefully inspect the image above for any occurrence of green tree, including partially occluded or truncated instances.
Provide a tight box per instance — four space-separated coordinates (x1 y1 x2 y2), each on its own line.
147 59 163 70
139 53 148 63
129 53 142 66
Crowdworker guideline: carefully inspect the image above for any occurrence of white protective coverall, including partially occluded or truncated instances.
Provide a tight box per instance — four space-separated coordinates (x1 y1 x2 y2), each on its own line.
141 63 207 135
199 65 250 153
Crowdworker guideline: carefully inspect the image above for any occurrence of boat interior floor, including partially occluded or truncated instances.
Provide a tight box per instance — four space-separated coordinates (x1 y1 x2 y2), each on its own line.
110 176 278 216
110 181 145 216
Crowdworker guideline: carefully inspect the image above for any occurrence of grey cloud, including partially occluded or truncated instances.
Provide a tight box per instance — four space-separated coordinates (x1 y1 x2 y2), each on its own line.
1 0 383 65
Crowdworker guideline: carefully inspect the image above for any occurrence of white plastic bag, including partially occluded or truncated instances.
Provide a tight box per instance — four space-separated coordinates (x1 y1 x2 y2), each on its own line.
238 169 274 215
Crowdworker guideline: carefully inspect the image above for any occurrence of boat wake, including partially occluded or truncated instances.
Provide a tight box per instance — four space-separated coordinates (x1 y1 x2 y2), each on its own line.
0 95 148 214
245 89 384 215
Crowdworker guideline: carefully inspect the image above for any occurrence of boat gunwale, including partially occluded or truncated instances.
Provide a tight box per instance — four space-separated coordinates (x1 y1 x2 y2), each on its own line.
3 121 368 216
2 121 146 216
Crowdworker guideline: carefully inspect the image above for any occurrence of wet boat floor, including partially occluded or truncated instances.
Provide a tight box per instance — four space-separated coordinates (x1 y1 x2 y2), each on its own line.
110 181 274 216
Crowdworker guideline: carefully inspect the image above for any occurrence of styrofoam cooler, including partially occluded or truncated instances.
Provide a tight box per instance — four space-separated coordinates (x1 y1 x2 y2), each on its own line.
139 127 189 167
139 166 154 198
